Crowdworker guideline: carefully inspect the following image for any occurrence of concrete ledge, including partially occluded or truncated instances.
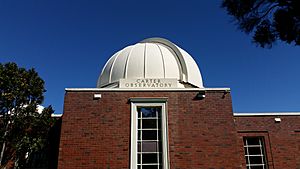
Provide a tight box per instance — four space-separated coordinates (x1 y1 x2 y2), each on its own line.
234 112 300 116
65 87 230 92
129 97 168 103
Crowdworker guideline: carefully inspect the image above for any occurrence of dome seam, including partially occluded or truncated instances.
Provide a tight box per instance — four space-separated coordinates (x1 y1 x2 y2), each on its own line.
124 45 135 79
98 52 119 87
155 44 166 78
109 50 122 83
143 43 147 78
162 44 183 80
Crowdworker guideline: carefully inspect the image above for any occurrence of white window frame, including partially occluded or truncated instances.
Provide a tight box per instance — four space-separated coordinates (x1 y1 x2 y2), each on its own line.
130 99 169 169
243 137 268 169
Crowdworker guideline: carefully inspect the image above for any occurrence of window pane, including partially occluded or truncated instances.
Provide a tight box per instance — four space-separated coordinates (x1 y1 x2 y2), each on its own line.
249 155 263 164
249 165 265 169
138 142 141 152
158 141 162 152
156 108 161 118
158 130 162 141
246 137 260 145
142 141 158 152
159 154 163 164
138 131 142 140
158 119 161 128
142 119 157 128
142 130 157 140
248 147 262 155
142 153 158 163
140 107 157 118
137 108 141 118
245 156 249 164
138 119 141 129
137 154 141 164
142 165 158 169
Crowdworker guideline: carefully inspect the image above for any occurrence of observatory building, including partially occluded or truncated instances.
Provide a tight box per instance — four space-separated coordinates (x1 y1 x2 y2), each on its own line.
58 38 300 169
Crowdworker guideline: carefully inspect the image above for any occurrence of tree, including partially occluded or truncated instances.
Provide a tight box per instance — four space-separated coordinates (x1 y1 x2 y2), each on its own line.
222 0 300 48
0 62 54 169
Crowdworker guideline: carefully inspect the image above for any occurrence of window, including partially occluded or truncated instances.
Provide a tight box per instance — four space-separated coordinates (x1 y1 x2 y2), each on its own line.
243 137 268 169
130 101 169 169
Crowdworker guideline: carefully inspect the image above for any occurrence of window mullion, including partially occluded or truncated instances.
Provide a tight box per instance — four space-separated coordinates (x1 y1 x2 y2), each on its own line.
246 139 251 169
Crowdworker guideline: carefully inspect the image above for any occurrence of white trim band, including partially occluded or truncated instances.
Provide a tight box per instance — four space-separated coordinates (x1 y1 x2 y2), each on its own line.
234 112 300 116
65 87 230 92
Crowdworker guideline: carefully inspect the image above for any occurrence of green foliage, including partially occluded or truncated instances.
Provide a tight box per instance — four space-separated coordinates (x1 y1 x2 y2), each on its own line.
222 0 300 48
0 62 55 169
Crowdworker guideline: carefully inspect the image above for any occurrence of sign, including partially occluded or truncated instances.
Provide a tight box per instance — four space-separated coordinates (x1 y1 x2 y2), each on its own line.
119 78 177 88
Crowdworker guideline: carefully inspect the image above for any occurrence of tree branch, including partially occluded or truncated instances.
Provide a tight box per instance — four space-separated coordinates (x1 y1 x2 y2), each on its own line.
259 4 280 20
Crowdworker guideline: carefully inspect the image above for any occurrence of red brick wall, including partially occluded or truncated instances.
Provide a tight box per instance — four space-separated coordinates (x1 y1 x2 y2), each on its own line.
58 91 241 169
234 115 300 169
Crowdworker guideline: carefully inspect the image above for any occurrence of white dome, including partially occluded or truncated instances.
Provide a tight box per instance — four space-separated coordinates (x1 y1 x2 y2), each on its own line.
97 38 203 88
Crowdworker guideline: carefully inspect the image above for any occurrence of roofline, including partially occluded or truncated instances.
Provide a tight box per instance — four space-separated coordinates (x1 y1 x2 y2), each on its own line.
65 87 230 92
0 114 63 118
234 112 300 116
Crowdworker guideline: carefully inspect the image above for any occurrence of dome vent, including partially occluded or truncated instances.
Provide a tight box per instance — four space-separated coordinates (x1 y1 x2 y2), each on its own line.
97 38 203 88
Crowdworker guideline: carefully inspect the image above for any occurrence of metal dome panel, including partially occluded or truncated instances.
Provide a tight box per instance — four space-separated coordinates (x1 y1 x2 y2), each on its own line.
97 38 204 88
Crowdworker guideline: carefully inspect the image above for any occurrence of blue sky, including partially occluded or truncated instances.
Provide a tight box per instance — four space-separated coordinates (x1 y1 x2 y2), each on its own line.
1 0 300 114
